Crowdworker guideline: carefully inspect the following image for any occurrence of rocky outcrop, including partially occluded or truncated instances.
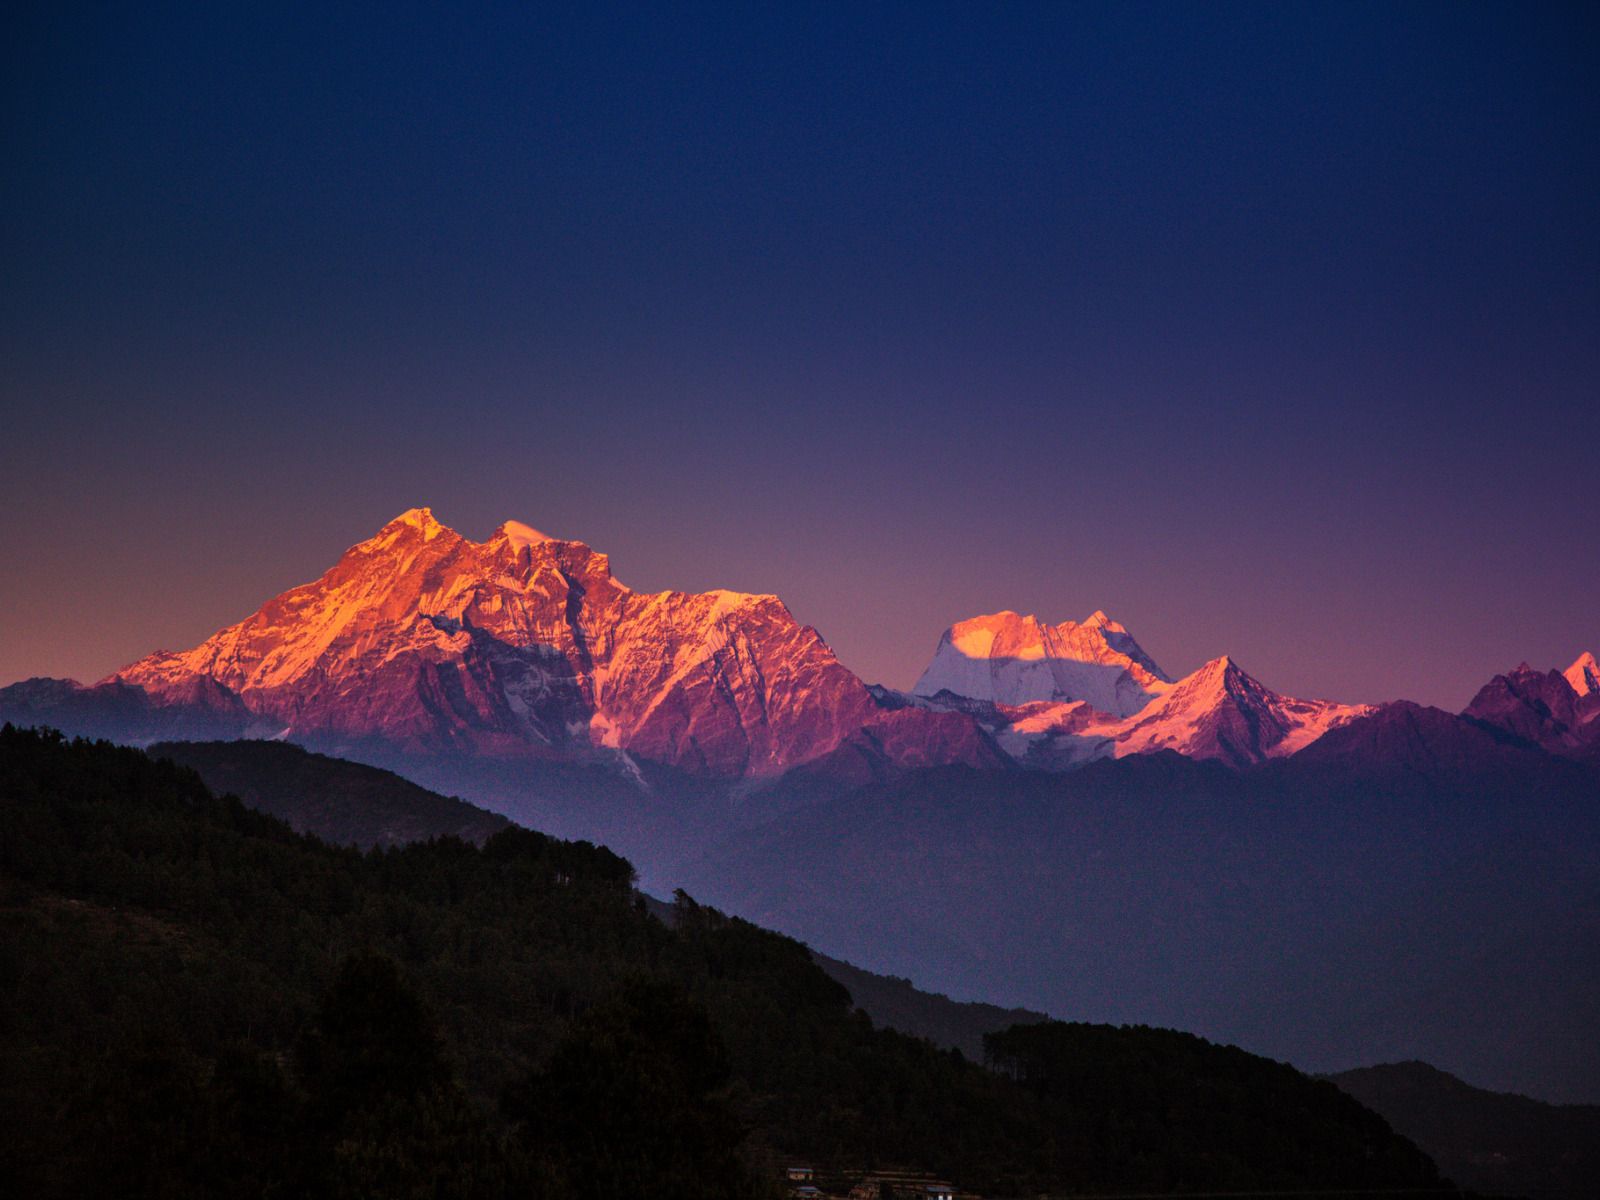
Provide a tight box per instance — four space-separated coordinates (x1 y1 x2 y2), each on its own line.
1462 659 1600 762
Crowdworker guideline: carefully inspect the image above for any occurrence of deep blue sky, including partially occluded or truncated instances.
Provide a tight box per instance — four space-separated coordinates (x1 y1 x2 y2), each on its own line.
3 2 1597 708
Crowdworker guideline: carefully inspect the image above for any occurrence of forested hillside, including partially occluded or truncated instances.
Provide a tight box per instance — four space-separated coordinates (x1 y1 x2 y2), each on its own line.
1 725 1451 1198
1331 1061 1600 1200
149 738 511 848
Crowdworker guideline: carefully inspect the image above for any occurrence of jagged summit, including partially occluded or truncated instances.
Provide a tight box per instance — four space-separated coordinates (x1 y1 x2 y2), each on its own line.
1104 654 1366 768
103 509 883 779
909 619 1368 770
1463 656 1600 761
379 506 448 537
390 506 437 528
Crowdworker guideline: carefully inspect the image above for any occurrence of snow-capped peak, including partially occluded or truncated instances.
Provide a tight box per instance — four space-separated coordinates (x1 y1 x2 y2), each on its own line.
972 649 1370 772
912 609 1171 717
392 507 441 531
105 508 883 782
368 507 450 548
1565 652 1600 697
497 520 555 552
1100 655 1368 766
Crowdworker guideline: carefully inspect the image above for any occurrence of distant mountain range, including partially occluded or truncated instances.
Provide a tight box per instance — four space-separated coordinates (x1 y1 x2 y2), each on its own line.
0 725 1458 1200
12 507 1593 781
677 706 1600 1103
5 508 1598 1105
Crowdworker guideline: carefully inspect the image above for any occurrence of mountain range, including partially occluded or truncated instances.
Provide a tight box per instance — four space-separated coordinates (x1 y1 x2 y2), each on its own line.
5 508 1598 1104
4 507 1487 781
11 509 1014 784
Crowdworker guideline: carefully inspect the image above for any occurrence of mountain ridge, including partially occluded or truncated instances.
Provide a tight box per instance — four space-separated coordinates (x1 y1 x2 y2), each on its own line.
106 509 899 781
2 508 1594 807
1463 659 1600 764
1329 1060 1600 1200
9 509 1396 784
148 738 512 848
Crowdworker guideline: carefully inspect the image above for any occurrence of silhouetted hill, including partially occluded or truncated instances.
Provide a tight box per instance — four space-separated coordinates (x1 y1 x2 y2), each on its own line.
0 725 1449 1198
643 893 1050 1062
1330 1061 1600 1200
149 739 510 848
810 951 1049 1060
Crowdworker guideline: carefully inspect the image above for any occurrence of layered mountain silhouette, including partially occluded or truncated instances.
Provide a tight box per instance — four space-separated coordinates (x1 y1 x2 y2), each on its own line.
5 508 1598 1104
150 738 511 848
1329 1060 1600 1200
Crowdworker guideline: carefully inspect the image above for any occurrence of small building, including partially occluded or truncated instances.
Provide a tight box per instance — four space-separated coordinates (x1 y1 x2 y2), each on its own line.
787 1166 814 1181
925 1186 954 1200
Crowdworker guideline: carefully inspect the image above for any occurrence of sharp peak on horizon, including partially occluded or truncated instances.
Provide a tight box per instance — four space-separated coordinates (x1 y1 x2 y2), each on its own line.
490 519 557 551
382 506 442 529
372 509 574 550
950 608 1131 632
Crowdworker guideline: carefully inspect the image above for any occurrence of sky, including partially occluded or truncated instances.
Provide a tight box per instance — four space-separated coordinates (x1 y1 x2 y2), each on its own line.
2 1 1597 711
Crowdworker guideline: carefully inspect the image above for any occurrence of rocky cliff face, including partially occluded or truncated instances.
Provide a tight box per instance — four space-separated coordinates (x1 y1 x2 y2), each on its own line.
1462 659 1600 762
1565 652 1600 698
109 509 887 780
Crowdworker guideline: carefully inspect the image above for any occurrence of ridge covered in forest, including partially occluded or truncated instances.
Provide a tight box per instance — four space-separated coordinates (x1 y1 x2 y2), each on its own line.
1 724 1452 1198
